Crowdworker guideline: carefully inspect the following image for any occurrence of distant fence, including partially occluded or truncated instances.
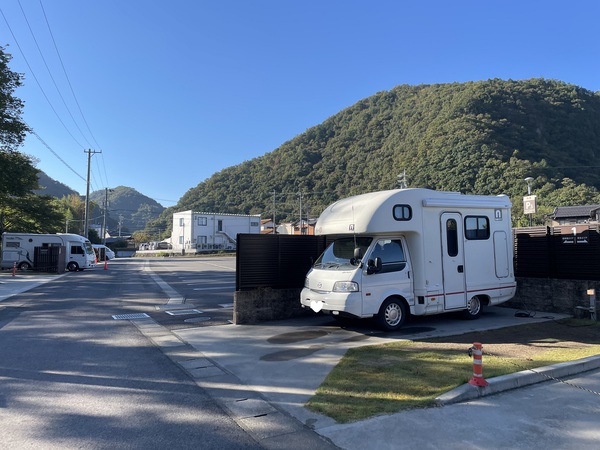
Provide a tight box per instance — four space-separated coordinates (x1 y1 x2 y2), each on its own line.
33 246 65 272
514 225 600 280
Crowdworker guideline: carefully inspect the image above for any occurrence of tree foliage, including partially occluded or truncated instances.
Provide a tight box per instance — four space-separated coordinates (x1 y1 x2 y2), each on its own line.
149 78 600 232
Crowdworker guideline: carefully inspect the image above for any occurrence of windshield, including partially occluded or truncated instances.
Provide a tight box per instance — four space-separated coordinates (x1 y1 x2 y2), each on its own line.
314 237 372 269
84 242 95 255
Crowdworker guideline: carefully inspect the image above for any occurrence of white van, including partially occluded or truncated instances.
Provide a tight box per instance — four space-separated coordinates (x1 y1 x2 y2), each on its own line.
300 189 516 330
1 232 96 272
92 244 116 260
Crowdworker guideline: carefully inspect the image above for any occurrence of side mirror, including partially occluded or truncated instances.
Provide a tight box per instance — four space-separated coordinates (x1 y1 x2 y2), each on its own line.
366 257 382 274
353 247 363 260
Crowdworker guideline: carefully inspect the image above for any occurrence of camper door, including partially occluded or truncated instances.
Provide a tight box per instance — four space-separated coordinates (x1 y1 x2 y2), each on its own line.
441 213 466 310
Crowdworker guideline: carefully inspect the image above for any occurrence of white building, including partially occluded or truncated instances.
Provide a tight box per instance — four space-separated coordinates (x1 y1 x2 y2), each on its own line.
172 210 261 252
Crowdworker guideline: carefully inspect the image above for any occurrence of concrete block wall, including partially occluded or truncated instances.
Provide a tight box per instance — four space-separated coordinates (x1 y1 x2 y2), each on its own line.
232 278 600 325
233 288 312 324
504 277 600 317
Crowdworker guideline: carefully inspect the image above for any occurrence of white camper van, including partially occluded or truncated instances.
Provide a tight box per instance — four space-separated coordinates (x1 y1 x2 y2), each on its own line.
300 189 516 330
1 233 96 272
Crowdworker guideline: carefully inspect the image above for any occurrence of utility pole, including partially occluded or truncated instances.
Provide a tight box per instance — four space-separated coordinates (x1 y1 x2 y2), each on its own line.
272 190 276 234
118 214 124 237
298 192 303 235
101 188 112 245
397 170 408 189
83 149 101 238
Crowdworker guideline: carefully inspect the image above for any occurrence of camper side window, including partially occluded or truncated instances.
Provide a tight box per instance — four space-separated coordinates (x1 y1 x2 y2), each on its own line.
71 245 84 255
392 205 412 221
465 216 490 240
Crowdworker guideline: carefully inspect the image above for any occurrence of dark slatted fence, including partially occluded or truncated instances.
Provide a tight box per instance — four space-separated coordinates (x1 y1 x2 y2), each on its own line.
34 246 62 272
236 234 327 290
514 225 600 280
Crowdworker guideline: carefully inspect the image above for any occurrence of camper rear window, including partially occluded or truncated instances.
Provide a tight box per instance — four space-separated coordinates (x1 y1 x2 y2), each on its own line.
392 205 412 221
465 216 490 240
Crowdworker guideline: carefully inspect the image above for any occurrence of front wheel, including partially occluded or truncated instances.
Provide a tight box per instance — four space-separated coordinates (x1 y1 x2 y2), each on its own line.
67 261 79 272
376 297 407 331
18 262 31 271
463 296 483 320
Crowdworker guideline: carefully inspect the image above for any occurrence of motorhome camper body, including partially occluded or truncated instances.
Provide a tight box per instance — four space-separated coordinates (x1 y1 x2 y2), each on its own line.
300 189 516 330
1 233 96 271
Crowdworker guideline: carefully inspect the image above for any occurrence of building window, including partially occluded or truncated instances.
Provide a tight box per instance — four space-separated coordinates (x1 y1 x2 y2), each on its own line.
251 221 259 227
179 236 184 244
198 217 207 226
465 216 490 240
179 218 184 226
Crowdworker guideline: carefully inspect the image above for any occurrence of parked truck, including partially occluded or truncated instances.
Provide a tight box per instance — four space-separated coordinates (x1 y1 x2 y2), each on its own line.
300 188 517 330
1 232 96 272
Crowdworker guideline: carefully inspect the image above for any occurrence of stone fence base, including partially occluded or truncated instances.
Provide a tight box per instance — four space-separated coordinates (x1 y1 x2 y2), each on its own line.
233 288 311 324
504 277 599 318
233 278 600 325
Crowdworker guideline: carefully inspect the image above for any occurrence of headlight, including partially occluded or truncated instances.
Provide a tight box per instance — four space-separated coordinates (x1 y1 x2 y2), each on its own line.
333 281 359 292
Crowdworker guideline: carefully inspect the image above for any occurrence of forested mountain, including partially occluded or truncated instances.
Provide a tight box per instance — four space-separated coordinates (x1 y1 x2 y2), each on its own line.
34 172 79 198
149 78 600 236
89 186 165 235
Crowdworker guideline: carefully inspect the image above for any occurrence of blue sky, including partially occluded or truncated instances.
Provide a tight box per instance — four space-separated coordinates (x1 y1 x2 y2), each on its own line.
1 1 599 207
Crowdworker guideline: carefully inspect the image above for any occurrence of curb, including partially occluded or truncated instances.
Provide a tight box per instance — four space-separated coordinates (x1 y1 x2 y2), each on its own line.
436 354 600 405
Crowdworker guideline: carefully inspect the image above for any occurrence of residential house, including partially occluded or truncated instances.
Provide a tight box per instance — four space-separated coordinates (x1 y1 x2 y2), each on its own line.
172 210 261 252
547 205 600 226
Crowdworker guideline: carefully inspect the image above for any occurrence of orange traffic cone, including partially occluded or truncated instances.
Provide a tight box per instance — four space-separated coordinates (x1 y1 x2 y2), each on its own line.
103 259 108 270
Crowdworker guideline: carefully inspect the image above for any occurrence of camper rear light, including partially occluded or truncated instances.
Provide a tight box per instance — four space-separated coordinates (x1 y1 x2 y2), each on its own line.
333 281 359 292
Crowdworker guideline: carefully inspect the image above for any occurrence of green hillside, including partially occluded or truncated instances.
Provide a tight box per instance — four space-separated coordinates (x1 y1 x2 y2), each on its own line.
89 186 164 235
150 78 600 237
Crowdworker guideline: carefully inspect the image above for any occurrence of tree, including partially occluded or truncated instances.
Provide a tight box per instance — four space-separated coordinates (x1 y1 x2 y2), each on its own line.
0 46 28 152
132 230 151 246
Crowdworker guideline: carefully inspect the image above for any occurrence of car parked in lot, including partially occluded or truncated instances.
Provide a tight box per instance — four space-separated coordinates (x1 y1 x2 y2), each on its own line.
92 244 116 260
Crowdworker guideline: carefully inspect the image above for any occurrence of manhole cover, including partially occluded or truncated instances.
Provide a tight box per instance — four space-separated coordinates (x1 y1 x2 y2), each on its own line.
112 313 150 320
184 317 212 323
165 309 202 316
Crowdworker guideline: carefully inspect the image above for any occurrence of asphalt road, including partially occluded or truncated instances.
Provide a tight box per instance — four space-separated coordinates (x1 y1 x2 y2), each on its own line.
142 256 237 329
0 258 264 450
3 256 599 450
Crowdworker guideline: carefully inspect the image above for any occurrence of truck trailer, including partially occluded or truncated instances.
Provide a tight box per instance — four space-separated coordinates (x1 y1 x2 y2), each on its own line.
300 188 517 330
1 232 96 272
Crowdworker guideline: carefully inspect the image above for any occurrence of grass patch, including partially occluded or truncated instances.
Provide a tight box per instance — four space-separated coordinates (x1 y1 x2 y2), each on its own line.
306 319 600 423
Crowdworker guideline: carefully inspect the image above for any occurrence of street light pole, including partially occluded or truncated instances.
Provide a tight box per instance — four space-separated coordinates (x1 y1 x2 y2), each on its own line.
525 177 534 226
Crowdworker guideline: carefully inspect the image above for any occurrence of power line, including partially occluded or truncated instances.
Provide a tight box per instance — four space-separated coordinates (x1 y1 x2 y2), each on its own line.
17 0 93 149
28 126 85 182
39 0 102 152
39 0 110 189
0 6 86 149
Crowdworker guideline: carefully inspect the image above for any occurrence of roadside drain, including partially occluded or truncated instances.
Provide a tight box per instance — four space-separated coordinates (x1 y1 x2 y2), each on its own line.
184 317 212 323
112 313 150 320
165 309 202 316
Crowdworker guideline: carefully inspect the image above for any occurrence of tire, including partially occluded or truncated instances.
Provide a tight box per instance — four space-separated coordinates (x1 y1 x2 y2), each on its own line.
18 262 31 271
376 297 407 331
67 262 79 272
463 296 483 320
